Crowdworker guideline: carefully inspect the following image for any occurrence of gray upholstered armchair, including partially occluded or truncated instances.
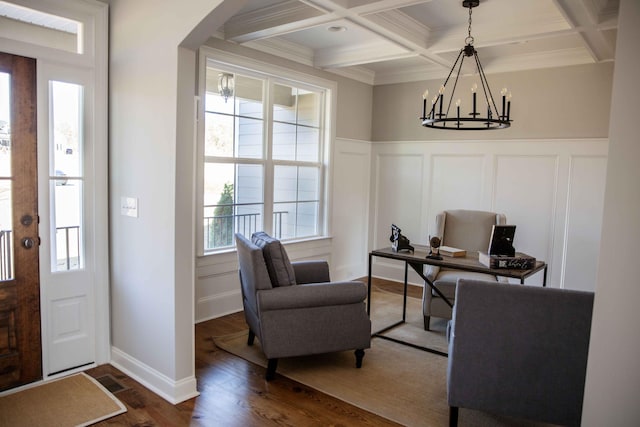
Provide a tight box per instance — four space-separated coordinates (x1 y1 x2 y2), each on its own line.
447 279 594 426
235 232 371 380
423 209 507 330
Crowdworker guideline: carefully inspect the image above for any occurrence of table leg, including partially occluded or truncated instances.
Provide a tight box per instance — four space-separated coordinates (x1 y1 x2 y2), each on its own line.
368 253 448 357
367 252 373 316
408 262 453 308
403 262 408 322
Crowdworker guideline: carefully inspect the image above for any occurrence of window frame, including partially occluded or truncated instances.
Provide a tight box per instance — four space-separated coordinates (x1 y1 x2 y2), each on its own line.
197 47 336 256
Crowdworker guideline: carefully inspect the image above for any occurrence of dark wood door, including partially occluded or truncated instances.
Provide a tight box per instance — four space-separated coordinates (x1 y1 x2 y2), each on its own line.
0 52 42 391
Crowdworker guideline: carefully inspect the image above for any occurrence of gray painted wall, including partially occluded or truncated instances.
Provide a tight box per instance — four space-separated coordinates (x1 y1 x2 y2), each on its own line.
372 62 613 141
583 0 640 423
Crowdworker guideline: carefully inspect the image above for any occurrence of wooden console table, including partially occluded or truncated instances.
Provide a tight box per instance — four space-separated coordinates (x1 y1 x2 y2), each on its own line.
367 247 547 356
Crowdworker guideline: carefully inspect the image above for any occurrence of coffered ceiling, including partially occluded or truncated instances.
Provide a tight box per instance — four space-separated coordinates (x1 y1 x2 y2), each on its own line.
216 0 619 85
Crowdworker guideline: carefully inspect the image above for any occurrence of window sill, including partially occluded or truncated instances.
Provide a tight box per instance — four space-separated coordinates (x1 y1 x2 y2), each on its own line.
198 235 333 263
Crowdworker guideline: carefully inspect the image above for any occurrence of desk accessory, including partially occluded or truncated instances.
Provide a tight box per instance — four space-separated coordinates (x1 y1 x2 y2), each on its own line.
427 236 443 260
488 225 516 257
479 252 536 269
390 224 414 252
439 245 466 257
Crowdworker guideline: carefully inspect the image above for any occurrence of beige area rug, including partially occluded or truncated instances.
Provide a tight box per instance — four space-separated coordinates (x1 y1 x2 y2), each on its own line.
369 287 450 355
214 288 555 427
0 372 126 427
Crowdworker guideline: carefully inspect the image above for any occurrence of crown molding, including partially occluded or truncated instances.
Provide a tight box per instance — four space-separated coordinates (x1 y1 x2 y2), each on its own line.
325 65 376 85
224 0 330 43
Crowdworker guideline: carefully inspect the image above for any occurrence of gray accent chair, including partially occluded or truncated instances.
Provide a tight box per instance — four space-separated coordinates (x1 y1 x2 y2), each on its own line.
423 209 507 330
235 233 371 381
447 279 594 427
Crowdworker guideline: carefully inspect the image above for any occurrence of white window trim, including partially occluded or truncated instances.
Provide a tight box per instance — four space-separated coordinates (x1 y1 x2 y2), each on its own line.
197 47 337 257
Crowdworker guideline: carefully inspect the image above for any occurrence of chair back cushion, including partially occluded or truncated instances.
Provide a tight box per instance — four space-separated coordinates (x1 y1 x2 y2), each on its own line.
251 232 297 287
235 234 273 291
441 209 505 252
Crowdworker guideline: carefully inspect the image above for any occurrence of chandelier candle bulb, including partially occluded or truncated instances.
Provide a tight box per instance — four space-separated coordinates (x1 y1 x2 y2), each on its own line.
422 90 429 118
471 83 478 116
507 92 512 121
501 87 508 119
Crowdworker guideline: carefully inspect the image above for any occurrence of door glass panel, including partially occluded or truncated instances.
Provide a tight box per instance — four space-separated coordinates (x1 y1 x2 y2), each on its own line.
0 72 13 281
50 81 83 271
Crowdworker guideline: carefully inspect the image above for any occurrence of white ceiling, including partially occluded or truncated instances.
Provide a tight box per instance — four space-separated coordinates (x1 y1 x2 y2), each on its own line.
217 0 619 85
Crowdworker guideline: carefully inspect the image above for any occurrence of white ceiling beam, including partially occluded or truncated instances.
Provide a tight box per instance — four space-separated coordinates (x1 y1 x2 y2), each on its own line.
314 41 415 68
224 0 334 43
300 0 433 15
552 0 618 62
363 9 430 50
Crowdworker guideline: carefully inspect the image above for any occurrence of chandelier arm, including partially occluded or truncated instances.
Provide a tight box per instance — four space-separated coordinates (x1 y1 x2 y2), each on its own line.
442 48 465 89
473 51 501 121
444 53 466 124
428 48 465 118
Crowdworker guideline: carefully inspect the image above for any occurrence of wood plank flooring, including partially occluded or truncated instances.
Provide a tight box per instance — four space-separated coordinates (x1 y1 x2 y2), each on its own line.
87 278 422 426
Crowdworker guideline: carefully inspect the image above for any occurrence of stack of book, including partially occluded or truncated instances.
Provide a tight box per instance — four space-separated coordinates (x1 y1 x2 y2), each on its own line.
479 252 536 269
439 246 466 257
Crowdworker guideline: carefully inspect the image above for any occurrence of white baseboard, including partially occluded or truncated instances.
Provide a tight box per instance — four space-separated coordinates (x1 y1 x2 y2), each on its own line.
195 289 242 323
110 347 199 404
371 258 425 286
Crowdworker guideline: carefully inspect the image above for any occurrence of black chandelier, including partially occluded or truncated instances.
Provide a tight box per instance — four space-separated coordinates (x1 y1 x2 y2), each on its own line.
420 0 511 130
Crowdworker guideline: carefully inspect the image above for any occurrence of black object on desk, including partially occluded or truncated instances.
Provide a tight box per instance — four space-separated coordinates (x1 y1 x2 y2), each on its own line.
389 224 414 252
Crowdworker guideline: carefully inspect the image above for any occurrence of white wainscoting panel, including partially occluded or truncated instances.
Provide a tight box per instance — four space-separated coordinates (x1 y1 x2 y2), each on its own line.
493 155 559 284
562 155 608 291
373 153 425 250
331 138 371 281
428 154 487 232
370 139 608 290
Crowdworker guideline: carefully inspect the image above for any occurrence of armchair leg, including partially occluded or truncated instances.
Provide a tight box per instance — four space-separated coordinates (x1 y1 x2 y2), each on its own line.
449 406 459 427
266 358 278 381
354 349 365 368
424 315 431 331
247 330 255 346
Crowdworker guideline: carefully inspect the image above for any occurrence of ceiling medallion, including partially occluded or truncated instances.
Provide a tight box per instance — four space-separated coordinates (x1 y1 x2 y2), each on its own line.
420 0 511 130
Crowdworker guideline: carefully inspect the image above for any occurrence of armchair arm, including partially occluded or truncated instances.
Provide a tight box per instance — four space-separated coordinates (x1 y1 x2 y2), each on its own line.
425 264 439 282
257 281 367 311
292 260 330 284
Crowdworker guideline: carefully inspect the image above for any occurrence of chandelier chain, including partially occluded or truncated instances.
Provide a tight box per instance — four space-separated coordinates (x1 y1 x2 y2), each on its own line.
466 6 474 45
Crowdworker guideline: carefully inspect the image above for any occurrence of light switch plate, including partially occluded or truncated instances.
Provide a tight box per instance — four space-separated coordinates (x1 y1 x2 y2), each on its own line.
121 196 138 218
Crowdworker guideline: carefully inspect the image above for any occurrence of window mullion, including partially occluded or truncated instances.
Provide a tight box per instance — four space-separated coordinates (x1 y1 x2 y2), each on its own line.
263 78 274 236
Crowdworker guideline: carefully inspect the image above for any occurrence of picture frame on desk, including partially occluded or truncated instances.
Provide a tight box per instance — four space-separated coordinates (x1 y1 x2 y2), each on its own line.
488 225 516 257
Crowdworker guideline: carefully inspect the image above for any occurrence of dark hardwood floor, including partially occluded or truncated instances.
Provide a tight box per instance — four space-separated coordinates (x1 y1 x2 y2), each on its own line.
87 278 420 426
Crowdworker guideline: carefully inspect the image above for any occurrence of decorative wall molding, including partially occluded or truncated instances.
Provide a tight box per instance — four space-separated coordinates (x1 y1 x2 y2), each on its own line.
369 138 608 292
